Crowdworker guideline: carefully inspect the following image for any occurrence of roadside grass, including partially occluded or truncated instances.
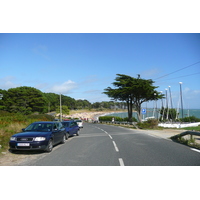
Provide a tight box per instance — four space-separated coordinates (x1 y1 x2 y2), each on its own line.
171 134 200 150
0 122 27 154
182 126 200 131
0 112 55 155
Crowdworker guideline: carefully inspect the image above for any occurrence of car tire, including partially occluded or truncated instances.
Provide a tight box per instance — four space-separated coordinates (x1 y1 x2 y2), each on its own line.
76 130 79 136
10 149 17 153
46 139 53 152
61 135 66 144
65 133 69 140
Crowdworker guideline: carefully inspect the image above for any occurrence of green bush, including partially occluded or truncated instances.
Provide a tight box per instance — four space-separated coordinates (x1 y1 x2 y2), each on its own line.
99 116 137 122
137 119 159 129
123 117 137 122
180 116 200 122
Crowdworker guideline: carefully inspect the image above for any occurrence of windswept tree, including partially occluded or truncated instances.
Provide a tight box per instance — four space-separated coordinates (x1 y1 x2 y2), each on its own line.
103 74 164 122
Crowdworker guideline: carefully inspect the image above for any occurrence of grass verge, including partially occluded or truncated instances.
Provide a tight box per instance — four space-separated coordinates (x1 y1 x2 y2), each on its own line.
0 112 54 155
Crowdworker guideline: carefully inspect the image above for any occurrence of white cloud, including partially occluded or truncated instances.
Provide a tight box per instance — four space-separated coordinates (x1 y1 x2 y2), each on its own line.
46 80 77 94
0 76 19 89
193 90 200 94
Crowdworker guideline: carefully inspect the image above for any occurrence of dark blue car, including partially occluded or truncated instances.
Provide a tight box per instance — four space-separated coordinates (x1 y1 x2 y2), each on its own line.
9 121 67 153
61 120 80 137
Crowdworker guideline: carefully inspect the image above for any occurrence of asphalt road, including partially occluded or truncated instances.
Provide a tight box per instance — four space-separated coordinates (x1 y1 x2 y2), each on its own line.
24 123 200 166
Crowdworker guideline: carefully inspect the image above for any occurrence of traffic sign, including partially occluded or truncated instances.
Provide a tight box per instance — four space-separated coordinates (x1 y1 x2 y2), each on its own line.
142 108 146 114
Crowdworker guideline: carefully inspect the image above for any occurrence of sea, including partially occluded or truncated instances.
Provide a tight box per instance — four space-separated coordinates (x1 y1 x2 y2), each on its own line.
106 108 200 120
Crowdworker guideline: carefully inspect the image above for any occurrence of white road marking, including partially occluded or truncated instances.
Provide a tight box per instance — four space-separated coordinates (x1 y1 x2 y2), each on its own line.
108 134 112 139
119 158 125 166
191 148 200 153
113 141 119 152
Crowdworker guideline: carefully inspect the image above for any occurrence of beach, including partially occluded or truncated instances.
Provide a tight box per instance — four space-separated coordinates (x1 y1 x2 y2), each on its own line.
61 110 123 121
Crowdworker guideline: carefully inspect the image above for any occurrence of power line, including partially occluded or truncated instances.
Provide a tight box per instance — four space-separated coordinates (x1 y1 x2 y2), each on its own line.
155 71 200 83
154 61 200 80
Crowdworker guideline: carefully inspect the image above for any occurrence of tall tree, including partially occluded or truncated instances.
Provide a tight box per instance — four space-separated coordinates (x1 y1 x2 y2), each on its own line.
103 74 164 122
4 86 47 114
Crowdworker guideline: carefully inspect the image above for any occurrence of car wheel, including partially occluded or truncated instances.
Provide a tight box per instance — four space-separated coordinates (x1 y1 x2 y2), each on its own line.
9 149 17 153
61 135 66 144
65 133 69 140
76 130 79 136
46 139 53 152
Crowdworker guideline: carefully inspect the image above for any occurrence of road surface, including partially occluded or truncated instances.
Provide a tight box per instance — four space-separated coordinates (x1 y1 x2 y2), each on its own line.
21 123 200 166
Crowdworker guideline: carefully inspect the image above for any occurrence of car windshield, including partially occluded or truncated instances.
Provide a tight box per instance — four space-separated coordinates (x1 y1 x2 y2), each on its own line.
62 122 70 127
25 123 53 132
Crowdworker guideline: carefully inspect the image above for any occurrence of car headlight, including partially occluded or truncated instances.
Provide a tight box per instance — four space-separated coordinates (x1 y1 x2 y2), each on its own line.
10 137 16 141
34 137 46 141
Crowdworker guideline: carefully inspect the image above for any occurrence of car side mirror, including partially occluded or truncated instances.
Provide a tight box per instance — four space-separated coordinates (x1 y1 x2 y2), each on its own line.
22 128 25 132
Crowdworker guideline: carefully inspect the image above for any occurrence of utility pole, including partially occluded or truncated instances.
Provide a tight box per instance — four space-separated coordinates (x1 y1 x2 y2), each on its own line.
60 93 62 121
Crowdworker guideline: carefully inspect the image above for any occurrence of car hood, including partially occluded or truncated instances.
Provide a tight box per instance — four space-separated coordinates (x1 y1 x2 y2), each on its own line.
12 131 50 137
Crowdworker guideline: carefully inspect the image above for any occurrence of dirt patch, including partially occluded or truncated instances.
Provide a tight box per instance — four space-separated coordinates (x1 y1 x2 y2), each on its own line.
0 150 45 166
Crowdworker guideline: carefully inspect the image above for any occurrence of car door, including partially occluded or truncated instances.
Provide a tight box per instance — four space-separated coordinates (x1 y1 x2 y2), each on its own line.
70 122 76 135
73 122 79 134
52 123 60 144
57 122 65 141
68 122 74 135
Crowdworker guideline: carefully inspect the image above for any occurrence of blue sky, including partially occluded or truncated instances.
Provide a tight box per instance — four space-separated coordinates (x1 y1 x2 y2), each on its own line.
0 33 200 108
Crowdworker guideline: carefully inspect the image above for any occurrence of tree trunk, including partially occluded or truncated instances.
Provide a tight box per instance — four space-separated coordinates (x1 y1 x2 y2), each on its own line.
127 99 133 122
136 104 142 123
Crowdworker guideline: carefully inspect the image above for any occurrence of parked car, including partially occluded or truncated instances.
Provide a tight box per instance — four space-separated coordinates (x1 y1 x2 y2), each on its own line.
9 121 67 153
61 120 80 136
75 119 83 128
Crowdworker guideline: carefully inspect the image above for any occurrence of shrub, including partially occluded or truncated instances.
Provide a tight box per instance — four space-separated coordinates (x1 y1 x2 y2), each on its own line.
180 116 200 122
99 116 137 122
123 117 137 122
137 119 159 129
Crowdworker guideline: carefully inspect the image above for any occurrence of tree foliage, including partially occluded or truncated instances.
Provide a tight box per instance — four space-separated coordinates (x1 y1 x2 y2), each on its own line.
103 74 164 122
56 105 70 115
159 107 177 121
2 86 47 115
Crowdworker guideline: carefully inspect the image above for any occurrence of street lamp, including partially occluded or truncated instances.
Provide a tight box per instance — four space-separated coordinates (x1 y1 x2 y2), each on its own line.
179 82 184 119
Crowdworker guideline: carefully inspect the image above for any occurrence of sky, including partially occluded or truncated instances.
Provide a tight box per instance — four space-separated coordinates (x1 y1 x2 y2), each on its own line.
0 33 200 108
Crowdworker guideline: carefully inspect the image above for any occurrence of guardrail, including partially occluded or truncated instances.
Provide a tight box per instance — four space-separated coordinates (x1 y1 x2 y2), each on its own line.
170 130 200 140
